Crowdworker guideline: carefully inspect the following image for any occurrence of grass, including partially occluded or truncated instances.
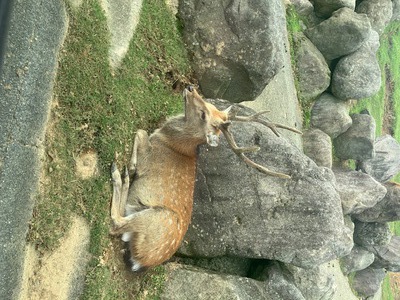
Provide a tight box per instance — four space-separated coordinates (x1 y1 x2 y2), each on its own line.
286 5 313 127
28 0 191 298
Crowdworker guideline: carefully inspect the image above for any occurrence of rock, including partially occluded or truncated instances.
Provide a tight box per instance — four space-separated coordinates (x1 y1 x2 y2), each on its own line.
351 267 386 298
302 128 332 168
312 0 356 18
359 135 400 182
333 114 376 160
305 7 371 60
331 31 381 100
356 0 393 35
354 182 400 222
286 264 336 300
310 93 352 138
293 33 331 101
179 256 252 277
179 100 353 269
254 262 306 300
392 0 400 21
340 245 375 275
353 221 391 252
179 0 286 102
161 263 305 300
289 0 314 19
333 169 387 215
161 264 266 299
371 236 400 272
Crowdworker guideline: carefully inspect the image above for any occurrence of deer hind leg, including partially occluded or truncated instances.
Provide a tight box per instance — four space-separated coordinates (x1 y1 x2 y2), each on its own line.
112 208 182 271
129 129 150 175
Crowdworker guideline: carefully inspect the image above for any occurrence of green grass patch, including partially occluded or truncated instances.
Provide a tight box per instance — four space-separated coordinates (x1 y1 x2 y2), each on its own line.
286 5 313 126
28 0 191 298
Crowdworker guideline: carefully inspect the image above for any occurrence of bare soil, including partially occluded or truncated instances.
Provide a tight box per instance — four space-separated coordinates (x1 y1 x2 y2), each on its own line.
389 272 400 300
20 216 90 300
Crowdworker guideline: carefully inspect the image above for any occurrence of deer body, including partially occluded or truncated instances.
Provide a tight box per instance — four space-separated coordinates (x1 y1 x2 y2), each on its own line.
111 87 300 271
111 87 228 271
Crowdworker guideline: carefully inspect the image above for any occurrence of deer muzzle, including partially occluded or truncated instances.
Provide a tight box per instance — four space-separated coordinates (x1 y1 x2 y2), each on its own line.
206 132 219 147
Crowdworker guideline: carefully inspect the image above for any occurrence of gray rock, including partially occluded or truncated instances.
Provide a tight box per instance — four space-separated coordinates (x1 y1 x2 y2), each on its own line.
331 31 381 100
264 262 307 300
340 245 375 275
179 0 286 102
310 93 352 138
353 221 391 252
359 135 400 182
305 7 371 60
333 114 376 160
392 0 400 21
286 264 336 300
179 256 252 277
371 236 400 272
356 0 393 35
161 264 267 300
313 0 356 18
289 0 315 19
302 128 332 168
161 263 305 300
351 267 386 298
333 169 387 215
179 100 353 269
354 182 400 222
294 33 331 102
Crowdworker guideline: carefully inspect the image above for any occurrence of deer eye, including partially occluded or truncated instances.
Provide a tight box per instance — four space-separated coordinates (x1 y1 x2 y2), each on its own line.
200 110 206 120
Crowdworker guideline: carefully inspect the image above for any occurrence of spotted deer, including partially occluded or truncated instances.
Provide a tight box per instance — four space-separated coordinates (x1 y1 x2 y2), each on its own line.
110 86 300 271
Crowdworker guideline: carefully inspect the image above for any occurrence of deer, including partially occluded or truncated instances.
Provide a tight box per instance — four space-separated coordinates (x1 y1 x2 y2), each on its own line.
110 86 301 271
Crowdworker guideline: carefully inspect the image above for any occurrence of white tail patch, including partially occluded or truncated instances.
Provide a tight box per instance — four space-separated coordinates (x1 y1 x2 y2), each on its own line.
121 232 132 242
131 258 142 272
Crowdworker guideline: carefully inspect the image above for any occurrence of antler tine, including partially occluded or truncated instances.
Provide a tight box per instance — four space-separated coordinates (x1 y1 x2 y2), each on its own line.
219 122 291 179
228 108 302 137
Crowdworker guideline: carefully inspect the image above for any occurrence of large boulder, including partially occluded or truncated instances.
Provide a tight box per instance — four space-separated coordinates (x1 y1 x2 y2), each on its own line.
340 245 375 275
354 182 400 222
359 135 400 182
161 263 305 300
312 0 356 18
305 7 371 60
371 236 400 272
179 0 286 102
302 128 332 168
353 221 391 252
286 264 336 300
333 114 376 160
333 169 387 215
179 100 353 269
356 0 393 35
351 267 386 298
310 93 352 139
331 30 381 100
294 33 331 102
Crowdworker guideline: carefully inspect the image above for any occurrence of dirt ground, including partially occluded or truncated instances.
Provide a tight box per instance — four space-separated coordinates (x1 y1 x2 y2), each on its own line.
19 216 90 300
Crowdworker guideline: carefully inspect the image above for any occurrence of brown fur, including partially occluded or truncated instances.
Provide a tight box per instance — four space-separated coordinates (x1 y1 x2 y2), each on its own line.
110 88 228 270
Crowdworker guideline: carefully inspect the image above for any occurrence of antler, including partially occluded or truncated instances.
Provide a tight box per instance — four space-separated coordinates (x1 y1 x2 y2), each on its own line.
219 106 302 179
227 106 302 137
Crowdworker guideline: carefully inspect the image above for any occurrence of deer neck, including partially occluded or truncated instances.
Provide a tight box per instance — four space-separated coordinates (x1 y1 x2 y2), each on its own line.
155 117 205 158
